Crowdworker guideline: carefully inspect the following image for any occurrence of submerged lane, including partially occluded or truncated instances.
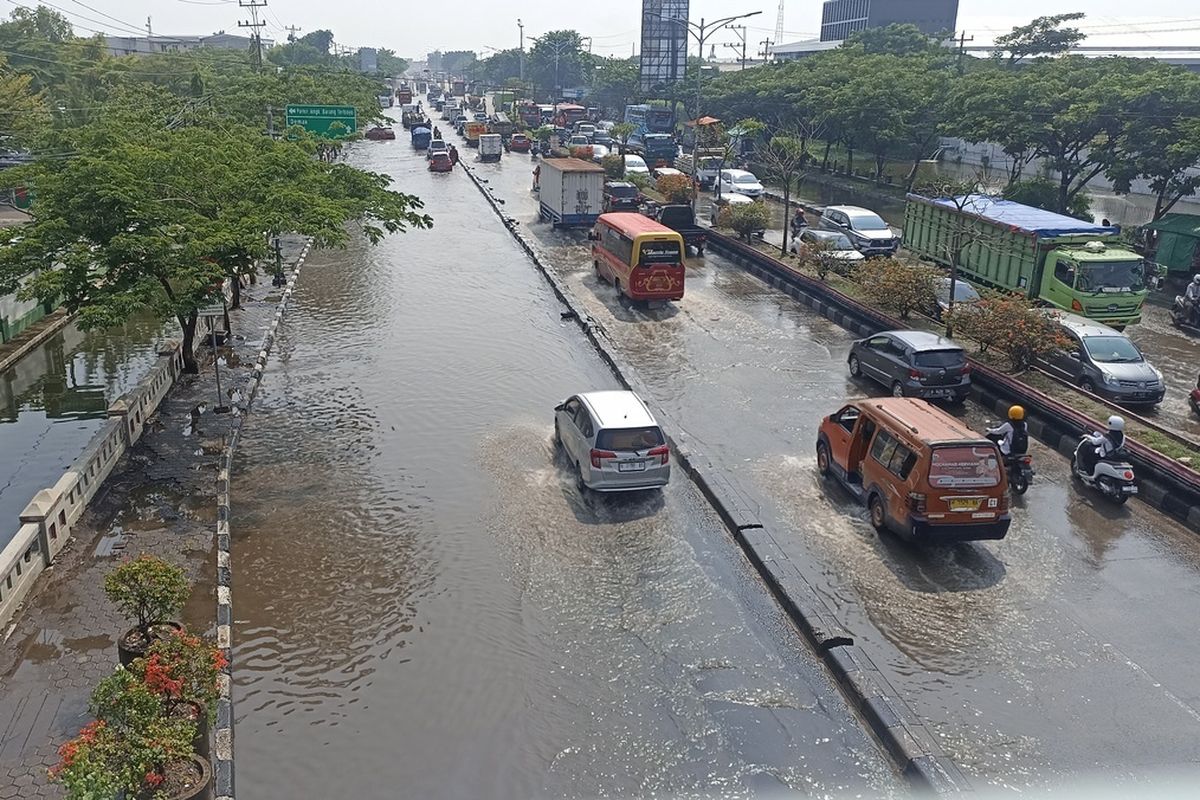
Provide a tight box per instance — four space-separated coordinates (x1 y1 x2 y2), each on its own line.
475 147 1200 790
231 129 899 799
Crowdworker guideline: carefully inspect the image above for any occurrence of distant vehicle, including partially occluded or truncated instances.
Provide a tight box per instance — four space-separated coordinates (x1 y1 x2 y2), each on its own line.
427 139 449 158
507 133 531 153
652 166 685 181
428 151 454 172
655 204 706 256
554 390 670 493
590 212 686 304
1040 312 1165 405
465 121 488 147
791 229 865 265
931 277 982 320
590 130 613 148
717 169 764 198
623 155 650 176
904 194 1145 327
410 126 431 149
602 181 642 213
473 112 489 122
676 152 723 188
816 397 1011 543
820 205 899 257
566 134 591 149
574 122 597 139
848 330 971 403
488 112 513 138
555 103 588 128
364 125 396 140
588 144 610 161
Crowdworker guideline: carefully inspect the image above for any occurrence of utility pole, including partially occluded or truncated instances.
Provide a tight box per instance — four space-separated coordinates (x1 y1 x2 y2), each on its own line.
517 19 524 81
955 31 975 75
758 38 774 61
284 24 301 43
725 24 747 69
145 16 152 36
237 0 268 72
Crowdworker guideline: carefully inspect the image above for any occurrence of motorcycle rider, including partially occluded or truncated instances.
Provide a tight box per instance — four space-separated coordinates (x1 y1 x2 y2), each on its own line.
987 405 1028 460
1185 274 1200 326
791 208 808 236
1080 415 1126 477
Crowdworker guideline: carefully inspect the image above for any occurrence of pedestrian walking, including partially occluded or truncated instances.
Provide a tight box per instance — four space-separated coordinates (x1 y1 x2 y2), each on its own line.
449 145 460 166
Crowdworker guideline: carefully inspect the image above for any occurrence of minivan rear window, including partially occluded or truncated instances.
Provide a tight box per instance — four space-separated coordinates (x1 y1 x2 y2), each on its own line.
638 241 682 265
913 349 965 368
928 445 1001 488
597 427 665 451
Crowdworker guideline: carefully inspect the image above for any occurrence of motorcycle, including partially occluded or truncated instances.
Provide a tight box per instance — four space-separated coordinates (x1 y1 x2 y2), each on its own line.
985 430 1034 495
1071 435 1138 504
1171 294 1200 334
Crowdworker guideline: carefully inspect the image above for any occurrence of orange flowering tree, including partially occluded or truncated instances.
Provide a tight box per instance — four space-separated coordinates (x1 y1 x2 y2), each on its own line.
854 259 939 320
945 290 1072 369
138 630 228 715
656 173 694 204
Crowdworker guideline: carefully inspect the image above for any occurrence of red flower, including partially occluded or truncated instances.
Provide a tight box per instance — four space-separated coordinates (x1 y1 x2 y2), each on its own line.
144 771 164 788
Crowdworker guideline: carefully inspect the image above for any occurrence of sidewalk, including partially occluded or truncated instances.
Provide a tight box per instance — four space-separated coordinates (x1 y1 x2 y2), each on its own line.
0 237 306 798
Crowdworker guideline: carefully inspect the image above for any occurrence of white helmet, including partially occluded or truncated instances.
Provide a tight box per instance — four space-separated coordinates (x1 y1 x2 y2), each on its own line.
1193 274 1200 284
1108 415 1125 432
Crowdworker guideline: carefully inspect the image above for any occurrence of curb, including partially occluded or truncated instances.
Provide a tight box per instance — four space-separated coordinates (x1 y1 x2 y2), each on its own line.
212 238 312 800
458 163 967 792
0 309 73 373
707 231 1200 533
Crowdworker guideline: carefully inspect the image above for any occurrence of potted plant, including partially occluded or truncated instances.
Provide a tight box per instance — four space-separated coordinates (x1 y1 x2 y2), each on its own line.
104 555 190 667
135 630 227 759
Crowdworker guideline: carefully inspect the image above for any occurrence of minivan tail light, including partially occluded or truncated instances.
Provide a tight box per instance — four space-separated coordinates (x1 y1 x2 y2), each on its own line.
648 445 670 465
907 492 926 514
908 369 921 380
590 449 616 468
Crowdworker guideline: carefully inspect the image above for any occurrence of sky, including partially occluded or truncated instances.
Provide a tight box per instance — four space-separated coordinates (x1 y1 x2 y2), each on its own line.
29 0 1200 58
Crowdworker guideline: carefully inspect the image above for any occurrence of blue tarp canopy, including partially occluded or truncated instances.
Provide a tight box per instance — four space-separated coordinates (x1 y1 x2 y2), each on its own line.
412 126 431 134
924 195 1117 238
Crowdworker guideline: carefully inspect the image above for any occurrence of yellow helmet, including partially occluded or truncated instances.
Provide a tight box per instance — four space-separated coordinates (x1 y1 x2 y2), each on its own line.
1008 405 1025 421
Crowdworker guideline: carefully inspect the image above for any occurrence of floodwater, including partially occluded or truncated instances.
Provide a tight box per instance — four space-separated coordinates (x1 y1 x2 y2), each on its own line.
231 125 900 799
473 147 1200 791
0 316 173 548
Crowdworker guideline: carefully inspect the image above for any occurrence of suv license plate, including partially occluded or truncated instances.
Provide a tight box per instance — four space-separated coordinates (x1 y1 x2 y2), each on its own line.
925 388 952 398
949 497 981 511
618 461 646 472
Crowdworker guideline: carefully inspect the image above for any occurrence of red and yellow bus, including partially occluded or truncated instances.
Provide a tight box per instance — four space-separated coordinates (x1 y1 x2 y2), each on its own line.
590 213 685 303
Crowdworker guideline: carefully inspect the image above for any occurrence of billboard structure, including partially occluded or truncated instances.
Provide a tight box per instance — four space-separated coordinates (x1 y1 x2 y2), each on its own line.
639 0 689 92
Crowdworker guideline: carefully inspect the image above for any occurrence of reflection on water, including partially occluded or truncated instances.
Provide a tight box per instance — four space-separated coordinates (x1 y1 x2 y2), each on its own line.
0 314 174 547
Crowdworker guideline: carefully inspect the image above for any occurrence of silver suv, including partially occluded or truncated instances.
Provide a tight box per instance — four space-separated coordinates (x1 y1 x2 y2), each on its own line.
819 205 899 256
554 391 670 492
1041 313 1164 405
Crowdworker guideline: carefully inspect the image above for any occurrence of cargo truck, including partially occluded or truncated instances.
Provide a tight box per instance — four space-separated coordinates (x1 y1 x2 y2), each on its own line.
537 158 605 228
904 194 1149 327
478 134 502 162
464 121 488 148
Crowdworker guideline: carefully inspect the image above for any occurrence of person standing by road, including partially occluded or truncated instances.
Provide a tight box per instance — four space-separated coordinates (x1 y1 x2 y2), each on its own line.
449 145 460 167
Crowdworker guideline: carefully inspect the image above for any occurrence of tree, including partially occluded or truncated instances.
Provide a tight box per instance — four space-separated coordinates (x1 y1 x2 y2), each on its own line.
1003 177 1092 220
991 13 1087 64
950 67 1038 188
0 56 49 149
730 202 769 241
755 132 808 255
657 173 693 204
528 30 587 96
854 260 939 320
297 29 335 56
610 122 635 156
843 23 939 56
267 41 327 67
376 48 409 77
913 179 997 335
588 57 640 117
441 50 477 76
946 291 1073 370
0 115 431 373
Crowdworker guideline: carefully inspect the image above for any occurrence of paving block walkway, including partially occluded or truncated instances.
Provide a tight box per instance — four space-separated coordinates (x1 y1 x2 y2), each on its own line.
0 237 306 798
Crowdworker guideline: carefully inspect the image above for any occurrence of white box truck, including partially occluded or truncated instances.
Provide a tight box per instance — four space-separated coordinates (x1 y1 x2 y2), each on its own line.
478 133 503 162
537 158 605 228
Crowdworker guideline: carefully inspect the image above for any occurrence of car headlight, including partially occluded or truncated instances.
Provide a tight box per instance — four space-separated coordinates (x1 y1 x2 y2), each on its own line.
1102 372 1119 386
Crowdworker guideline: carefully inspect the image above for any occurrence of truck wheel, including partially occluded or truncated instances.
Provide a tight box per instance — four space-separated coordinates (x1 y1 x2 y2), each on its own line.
868 494 887 532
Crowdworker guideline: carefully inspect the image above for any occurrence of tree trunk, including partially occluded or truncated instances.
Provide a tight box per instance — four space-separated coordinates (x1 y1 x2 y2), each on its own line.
847 147 855 176
905 158 921 192
179 311 199 374
230 274 241 310
781 182 790 258
821 141 832 172
1058 172 1072 215
875 154 885 182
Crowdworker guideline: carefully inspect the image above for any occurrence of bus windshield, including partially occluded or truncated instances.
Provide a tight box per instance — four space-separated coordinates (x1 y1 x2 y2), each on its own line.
1076 260 1146 293
638 240 681 265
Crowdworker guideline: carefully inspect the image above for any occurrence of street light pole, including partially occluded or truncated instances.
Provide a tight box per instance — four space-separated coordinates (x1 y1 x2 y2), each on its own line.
518 19 524 81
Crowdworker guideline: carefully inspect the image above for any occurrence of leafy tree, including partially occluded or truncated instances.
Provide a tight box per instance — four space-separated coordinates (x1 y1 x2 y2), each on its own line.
854 260 939 320
376 48 409 77
528 31 587 95
441 50 477 76
755 132 808 255
1003 177 1092 220
0 57 50 148
730 201 769 241
473 49 522 85
656 173 693 204
297 29 335 56
267 41 327 67
588 57 640 117
0 114 430 372
600 154 624 180
610 122 636 156
950 67 1038 187
992 13 1087 64
843 23 939 56
946 290 1073 370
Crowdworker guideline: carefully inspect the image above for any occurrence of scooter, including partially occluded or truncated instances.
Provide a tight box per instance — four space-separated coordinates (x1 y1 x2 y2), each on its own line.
985 430 1034 495
1071 436 1138 504
1171 295 1200 335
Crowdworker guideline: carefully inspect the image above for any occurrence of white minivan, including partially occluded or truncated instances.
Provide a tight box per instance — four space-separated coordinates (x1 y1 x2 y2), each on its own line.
717 169 764 197
554 391 670 492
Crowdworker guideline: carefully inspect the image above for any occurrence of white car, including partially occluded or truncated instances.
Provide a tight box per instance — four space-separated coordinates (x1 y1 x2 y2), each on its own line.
717 169 764 197
554 391 670 492
652 166 686 180
623 155 651 176
589 144 610 162
791 229 865 265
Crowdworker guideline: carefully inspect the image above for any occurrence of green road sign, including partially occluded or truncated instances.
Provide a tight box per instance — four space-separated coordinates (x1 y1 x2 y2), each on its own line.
285 104 357 137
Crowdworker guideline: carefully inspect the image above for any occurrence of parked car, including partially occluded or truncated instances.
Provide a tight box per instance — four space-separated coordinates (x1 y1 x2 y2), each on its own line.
1040 312 1165 405
848 330 971 403
791 229 865 265
717 169 764 198
427 139 449 159
623 155 651 176
819 205 900 256
602 181 642 212
554 390 670 492
933 277 982 320
816 397 1010 542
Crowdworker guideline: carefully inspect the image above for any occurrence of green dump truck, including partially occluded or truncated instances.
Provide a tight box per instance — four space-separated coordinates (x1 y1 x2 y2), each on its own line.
904 194 1148 327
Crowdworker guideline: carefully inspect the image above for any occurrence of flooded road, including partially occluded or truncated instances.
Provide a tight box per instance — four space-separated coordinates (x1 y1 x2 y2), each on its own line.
475 148 1200 791
0 316 172 548
231 130 900 799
